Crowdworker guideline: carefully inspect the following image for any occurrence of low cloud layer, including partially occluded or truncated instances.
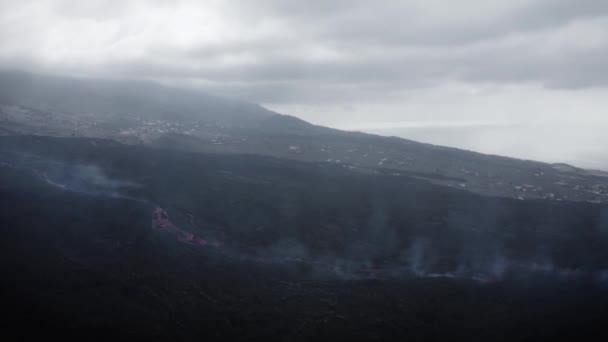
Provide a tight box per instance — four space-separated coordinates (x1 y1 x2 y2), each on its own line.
2 1 606 96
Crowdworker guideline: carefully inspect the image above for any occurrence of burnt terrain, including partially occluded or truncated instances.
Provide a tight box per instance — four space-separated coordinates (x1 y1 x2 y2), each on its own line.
1 135 608 341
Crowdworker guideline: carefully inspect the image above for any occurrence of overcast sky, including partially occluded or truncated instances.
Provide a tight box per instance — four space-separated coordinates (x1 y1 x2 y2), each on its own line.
1 0 607 168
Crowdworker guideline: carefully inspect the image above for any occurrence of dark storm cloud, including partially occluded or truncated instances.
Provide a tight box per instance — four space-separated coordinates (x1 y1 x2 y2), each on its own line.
229 0 608 46
0 0 607 104
460 41 608 88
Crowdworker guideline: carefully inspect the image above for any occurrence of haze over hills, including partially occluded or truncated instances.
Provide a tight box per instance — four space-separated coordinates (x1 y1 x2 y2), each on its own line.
364 123 608 172
0 70 275 127
1 70 607 204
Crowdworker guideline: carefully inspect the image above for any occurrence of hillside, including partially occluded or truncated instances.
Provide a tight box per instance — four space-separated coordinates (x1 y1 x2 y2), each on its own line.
2 135 607 277
1 135 608 340
2 71 607 204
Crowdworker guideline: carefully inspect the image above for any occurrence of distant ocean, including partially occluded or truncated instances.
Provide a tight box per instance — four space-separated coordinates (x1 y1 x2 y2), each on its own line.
367 123 608 171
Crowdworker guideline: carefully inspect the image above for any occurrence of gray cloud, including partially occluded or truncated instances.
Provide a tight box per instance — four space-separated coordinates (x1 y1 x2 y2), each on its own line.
1 0 607 104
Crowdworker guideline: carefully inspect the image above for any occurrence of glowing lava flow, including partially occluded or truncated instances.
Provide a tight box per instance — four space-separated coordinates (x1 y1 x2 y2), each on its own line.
152 207 216 247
